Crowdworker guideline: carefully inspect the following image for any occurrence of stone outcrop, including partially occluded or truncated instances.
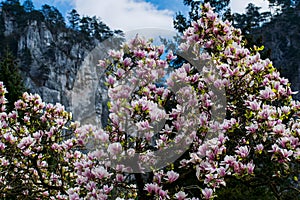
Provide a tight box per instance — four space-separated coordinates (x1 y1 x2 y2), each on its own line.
1 10 123 128
252 6 300 99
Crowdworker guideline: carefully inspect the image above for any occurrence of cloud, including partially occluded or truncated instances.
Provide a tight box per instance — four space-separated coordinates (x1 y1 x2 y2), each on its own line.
230 0 270 13
73 0 175 32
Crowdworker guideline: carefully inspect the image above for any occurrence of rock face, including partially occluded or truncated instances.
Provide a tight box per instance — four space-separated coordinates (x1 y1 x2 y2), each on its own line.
252 6 300 99
69 44 111 128
1 10 123 128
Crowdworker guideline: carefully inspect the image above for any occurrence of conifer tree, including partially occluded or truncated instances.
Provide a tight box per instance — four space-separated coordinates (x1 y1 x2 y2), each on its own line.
67 9 80 30
0 49 26 111
22 0 34 12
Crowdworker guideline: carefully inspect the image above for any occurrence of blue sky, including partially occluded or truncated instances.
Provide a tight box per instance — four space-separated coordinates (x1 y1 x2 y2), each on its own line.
17 0 270 31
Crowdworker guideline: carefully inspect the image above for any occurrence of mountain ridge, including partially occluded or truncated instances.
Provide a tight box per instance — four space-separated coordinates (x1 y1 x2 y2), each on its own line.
0 0 124 127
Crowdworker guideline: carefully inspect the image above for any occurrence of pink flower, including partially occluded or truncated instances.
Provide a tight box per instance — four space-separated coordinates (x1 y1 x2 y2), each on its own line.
42 191 49 197
204 40 214 48
221 155 236 166
280 149 293 161
107 143 122 156
247 162 255 174
269 144 280 153
51 143 62 151
259 87 275 100
116 174 124 182
165 170 179 183
235 146 250 158
217 167 226 177
86 181 96 191
1 158 9 166
136 120 151 131
17 136 35 150
157 45 164 55
116 68 125 78
202 188 213 199
92 166 110 179
252 63 264 73
107 75 115 86
148 51 158 59
103 185 113 194
67 189 80 200
247 100 261 111
255 144 264 154
82 168 93 179
134 49 146 58
63 139 73 149
33 131 42 140
281 106 290 114
144 131 154 141
109 50 123 60
98 60 107 67
158 189 169 198
0 142 6 150
179 43 189 51
272 124 285 135
245 123 258 134
8 111 17 120
14 100 26 110
95 129 109 142
123 57 132 67
24 115 30 123
175 191 188 200
23 149 32 156
166 51 176 60
144 183 160 194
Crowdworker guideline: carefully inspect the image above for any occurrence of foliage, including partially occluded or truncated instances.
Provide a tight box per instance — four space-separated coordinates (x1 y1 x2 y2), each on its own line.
22 0 34 12
0 0 119 77
233 3 271 32
67 9 80 30
268 0 296 12
0 50 26 111
1 0 26 28
232 3 272 60
0 3 299 200
41 4 65 29
67 10 114 41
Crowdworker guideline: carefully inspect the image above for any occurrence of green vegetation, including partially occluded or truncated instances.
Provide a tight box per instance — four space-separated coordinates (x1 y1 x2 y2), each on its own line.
0 0 122 56
0 49 26 111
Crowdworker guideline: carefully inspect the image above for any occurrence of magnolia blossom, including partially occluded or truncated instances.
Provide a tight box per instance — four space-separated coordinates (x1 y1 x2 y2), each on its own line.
144 183 161 194
92 166 110 179
165 170 179 183
202 188 213 199
107 143 122 156
175 191 188 200
235 146 250 158
17 136 35 150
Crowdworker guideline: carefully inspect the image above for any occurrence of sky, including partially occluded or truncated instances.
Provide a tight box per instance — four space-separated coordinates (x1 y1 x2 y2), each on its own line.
18 0 270 33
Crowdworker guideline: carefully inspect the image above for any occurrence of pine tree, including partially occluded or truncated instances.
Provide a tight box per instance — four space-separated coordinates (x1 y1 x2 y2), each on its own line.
79 16 92 36
41 4 65 28
2 0 20 5
22 0 34 12
67 9 80 30
0 49 26 111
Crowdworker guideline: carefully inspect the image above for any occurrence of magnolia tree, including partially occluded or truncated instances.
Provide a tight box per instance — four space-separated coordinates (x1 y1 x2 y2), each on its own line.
0 3 300 200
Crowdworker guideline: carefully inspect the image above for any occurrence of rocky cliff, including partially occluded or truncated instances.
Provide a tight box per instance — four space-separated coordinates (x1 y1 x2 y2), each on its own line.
0 5 123 127
252 5 300 99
